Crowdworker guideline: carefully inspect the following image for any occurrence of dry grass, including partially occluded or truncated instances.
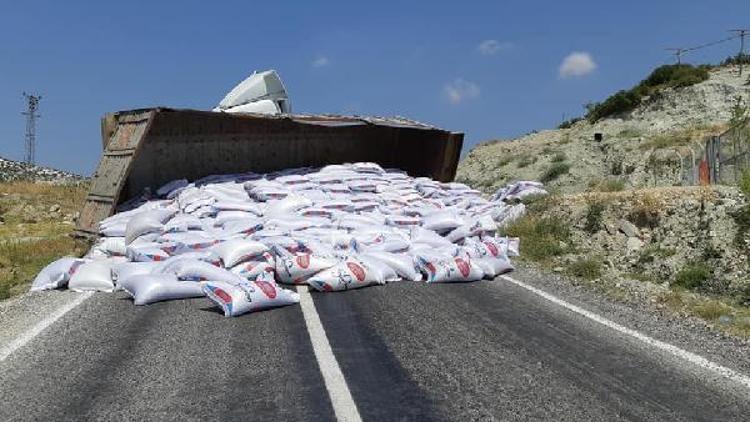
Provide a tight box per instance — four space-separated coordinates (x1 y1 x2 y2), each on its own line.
0 181 88 212
656 289 750 338
0 181 89 299
0 237 89 299
628 192 663 228
638 124 727 151
502 214 572 262
588 178 626 192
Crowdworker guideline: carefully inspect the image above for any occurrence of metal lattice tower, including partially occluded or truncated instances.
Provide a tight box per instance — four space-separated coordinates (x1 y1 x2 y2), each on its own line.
729 29 750 76
22 92 41 165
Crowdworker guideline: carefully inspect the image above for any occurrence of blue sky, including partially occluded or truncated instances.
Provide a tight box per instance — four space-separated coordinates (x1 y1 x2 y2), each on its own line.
1 1 748 175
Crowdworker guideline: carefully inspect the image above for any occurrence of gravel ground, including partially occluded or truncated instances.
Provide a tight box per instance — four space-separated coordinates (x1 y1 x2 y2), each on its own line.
511 262 750 376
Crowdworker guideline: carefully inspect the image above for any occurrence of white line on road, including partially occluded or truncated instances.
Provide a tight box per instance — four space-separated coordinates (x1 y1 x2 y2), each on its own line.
500 275 750 389
298 286 363 422
0 292 93 362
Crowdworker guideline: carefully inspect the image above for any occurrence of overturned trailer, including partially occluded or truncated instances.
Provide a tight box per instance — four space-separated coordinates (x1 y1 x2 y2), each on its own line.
75 108 463 236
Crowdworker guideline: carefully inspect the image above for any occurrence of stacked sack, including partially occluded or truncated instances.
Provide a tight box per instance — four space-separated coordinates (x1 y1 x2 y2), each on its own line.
31 162 525 317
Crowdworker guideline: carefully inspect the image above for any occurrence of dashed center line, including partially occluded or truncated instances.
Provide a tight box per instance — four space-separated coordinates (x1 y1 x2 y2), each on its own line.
298 285 362 422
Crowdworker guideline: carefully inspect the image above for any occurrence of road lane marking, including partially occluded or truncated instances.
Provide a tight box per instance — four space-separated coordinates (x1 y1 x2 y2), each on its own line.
500 275 750 390
298 286 363 422
0 292 93 362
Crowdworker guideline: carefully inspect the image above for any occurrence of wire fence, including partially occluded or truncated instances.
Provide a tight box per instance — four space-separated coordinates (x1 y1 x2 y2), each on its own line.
713 117 750 184
664 117 750 186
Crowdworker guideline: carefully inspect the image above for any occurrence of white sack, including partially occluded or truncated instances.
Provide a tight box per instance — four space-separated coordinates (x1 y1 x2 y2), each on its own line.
409 227 453 248
422 211 463 233
161 259 241 283
125 209 175 244
275 253 336 285
361 251 422 282
126 245 171 262
112 262 160 290
306 257 386 292
92 237 127 256
265 195 312 217
30 257 88 291
229 252 275 280
210 239 269 267
157 179 189 198
414 251 484 283
120 274 204 305
202 274 300 317
68 261 115 292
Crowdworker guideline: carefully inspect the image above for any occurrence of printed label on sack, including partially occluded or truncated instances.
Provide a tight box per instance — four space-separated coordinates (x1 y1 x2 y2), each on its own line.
206 285 233 315
484 241 499 257
213 287 232 303
296 255 310 269
346 261 366 282
255 279 277 299
455 257 470 277
161 245 178 255
68 260 85 276
424 261 436 276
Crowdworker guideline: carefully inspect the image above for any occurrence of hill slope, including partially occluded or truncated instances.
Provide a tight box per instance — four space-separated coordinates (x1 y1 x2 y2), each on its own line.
0 157 82 183
457 64 750 338
457 66 750 194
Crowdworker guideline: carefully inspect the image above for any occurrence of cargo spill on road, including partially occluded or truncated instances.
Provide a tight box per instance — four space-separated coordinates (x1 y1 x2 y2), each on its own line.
31 163 544 317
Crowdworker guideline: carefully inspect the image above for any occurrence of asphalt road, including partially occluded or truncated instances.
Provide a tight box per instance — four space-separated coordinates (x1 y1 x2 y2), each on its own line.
1 274 749 421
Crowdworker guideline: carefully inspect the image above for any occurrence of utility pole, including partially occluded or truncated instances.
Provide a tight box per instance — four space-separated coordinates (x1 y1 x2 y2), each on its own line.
21 92 41 165
729 29 749 76
666 48 687 65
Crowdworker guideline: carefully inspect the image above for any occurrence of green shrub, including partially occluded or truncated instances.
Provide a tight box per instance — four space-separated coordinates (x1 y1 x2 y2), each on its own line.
702 244 723 260
584 202 605 233
628 194 662 228
502 216 571 261
517 154 537 168
638 244 676 264
618 128 642 138
540 162 570 183
496 155 514 167
586 64 710 122
610 161 623 176
541 146 555 155
739 170 750 198
693 302 731 320
731 204 750 249
587 90 641 122
590 178 625 192
673 264 711 290
566 258 603 280
738 284 750 305
551 152 567 163
558 117 583 129
722 54 750 67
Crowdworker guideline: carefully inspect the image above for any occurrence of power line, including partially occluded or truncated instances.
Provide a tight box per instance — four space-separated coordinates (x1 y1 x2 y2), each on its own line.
21 92 41 165
684 35 738 53
663 35 740 64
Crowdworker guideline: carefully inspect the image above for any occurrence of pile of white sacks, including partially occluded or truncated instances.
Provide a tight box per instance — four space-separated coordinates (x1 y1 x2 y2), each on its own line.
31 163 545 317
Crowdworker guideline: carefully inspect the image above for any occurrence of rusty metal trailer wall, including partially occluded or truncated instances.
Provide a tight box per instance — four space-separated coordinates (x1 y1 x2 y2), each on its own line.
76 108 463 236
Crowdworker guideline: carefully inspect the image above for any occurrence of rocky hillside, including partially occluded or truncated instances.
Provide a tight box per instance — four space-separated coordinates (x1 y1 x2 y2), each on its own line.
502 186 750 336
0 157 83 183
459 64 750 337
536 186 747 292
457 65 750 194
